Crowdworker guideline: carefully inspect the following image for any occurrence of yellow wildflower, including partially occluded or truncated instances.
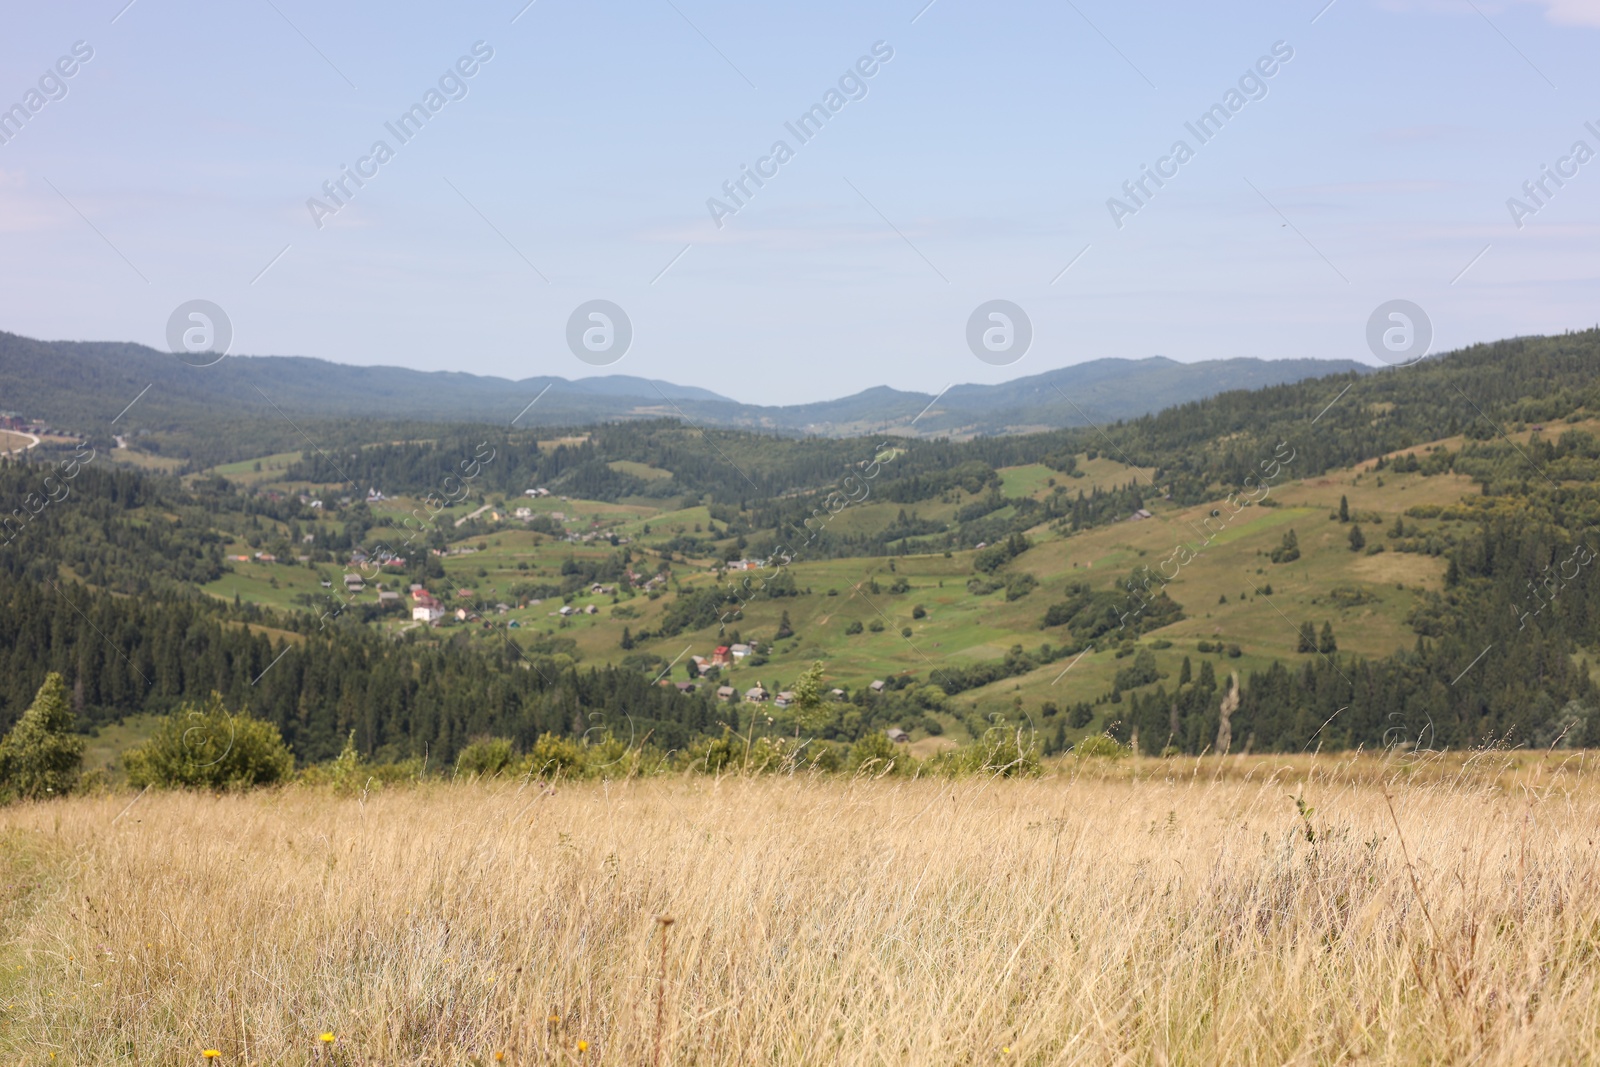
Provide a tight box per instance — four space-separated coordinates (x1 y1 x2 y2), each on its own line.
202 1051 222 1060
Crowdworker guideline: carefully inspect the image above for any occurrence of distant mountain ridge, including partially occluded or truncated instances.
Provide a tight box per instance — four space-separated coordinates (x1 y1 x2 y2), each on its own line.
0 331 1368 438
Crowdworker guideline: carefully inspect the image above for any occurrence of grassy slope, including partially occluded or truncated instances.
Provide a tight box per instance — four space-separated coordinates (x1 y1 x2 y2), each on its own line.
193 432 1499 749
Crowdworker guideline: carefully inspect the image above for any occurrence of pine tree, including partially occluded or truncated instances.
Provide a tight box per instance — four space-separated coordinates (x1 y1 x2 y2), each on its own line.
1319 622 1337 654
620 626 634 650
1338 495 1350 522
0 673 85 801
1297 621 1317 653
775 610 794 639
1348 524 1366 552
1179 656 1192 686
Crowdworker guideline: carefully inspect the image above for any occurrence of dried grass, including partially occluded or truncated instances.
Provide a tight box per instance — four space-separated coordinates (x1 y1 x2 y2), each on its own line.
2 751 1598 1064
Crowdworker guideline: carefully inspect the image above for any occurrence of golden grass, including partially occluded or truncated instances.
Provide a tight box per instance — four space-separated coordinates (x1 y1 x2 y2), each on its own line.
4 753 1600 1064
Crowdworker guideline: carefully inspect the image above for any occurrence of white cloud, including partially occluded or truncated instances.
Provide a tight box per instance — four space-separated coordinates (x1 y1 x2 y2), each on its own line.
1524 0 1600 24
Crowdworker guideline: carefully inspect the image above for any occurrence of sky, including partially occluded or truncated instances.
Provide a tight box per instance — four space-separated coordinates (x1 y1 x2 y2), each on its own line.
1 0 1597 404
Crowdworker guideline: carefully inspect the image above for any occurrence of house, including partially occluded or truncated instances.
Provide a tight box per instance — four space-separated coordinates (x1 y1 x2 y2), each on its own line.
558 605 575 616
413 602 443 623
886 728 911 743
716 685 736 701
730 643 751 660
711 645 732 667
584 604 598 615
775 691 794 708
691 656 711 673
869 680 886 692
675 681 696 693
378 591 401 605
495 603 510 614
830 688 846 700
344 573 364 591
320 580 332 588
514 507 533 519
1129 508 1153 521
254 553 277 563
744 685 769 703
455 607 470 622
590 583 614 595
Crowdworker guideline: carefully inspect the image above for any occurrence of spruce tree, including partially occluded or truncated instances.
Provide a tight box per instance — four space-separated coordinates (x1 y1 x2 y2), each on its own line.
1338 495 1350 522
0 673 85 801
1319 622 1338 654
1349 524 1366 552
1297 621 1317 653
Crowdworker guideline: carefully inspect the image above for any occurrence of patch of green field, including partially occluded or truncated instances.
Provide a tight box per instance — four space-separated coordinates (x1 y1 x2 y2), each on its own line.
608 460 674 481
81 714 161 780
209 451 305 485
996 463 1059 499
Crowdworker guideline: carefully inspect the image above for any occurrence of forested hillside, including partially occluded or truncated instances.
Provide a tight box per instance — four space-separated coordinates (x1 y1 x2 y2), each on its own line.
4 328 1600 765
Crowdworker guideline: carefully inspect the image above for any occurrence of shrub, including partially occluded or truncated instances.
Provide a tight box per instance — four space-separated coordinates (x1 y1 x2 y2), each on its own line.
123 695 294 790
845 619 864 635
848 731 903 775
456 736 517 778
932 727 1039 777
0 673 85 802
1073 733 1129 759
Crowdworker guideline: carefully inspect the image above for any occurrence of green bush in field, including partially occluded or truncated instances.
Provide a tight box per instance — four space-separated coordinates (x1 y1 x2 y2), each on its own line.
677 730 790 775
1072 733 1129 759
931 725 1040 777
456 736 517 778
847 731 905 775
0 673 85 802
123 695 294 790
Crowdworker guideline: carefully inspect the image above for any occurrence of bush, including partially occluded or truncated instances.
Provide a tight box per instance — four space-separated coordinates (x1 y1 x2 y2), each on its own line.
456 736 517 778
1073 733 1129 759
932 726 1039 777
845 619 864 635
848 731 903 775
0 673 85 802
123 695 294 790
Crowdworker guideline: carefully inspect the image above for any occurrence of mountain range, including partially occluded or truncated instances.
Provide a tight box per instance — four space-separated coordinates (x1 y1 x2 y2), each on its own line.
0 330 1367 438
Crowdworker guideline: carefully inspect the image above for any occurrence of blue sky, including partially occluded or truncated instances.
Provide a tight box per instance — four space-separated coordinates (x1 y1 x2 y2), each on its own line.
1 0 1597 403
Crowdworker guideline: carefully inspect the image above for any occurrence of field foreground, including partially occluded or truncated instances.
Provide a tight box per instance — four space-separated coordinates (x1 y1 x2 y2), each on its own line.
4 756 1600 1065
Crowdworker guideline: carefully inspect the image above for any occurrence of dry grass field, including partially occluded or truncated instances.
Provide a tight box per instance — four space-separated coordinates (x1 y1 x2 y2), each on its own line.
4 752 1600 1065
